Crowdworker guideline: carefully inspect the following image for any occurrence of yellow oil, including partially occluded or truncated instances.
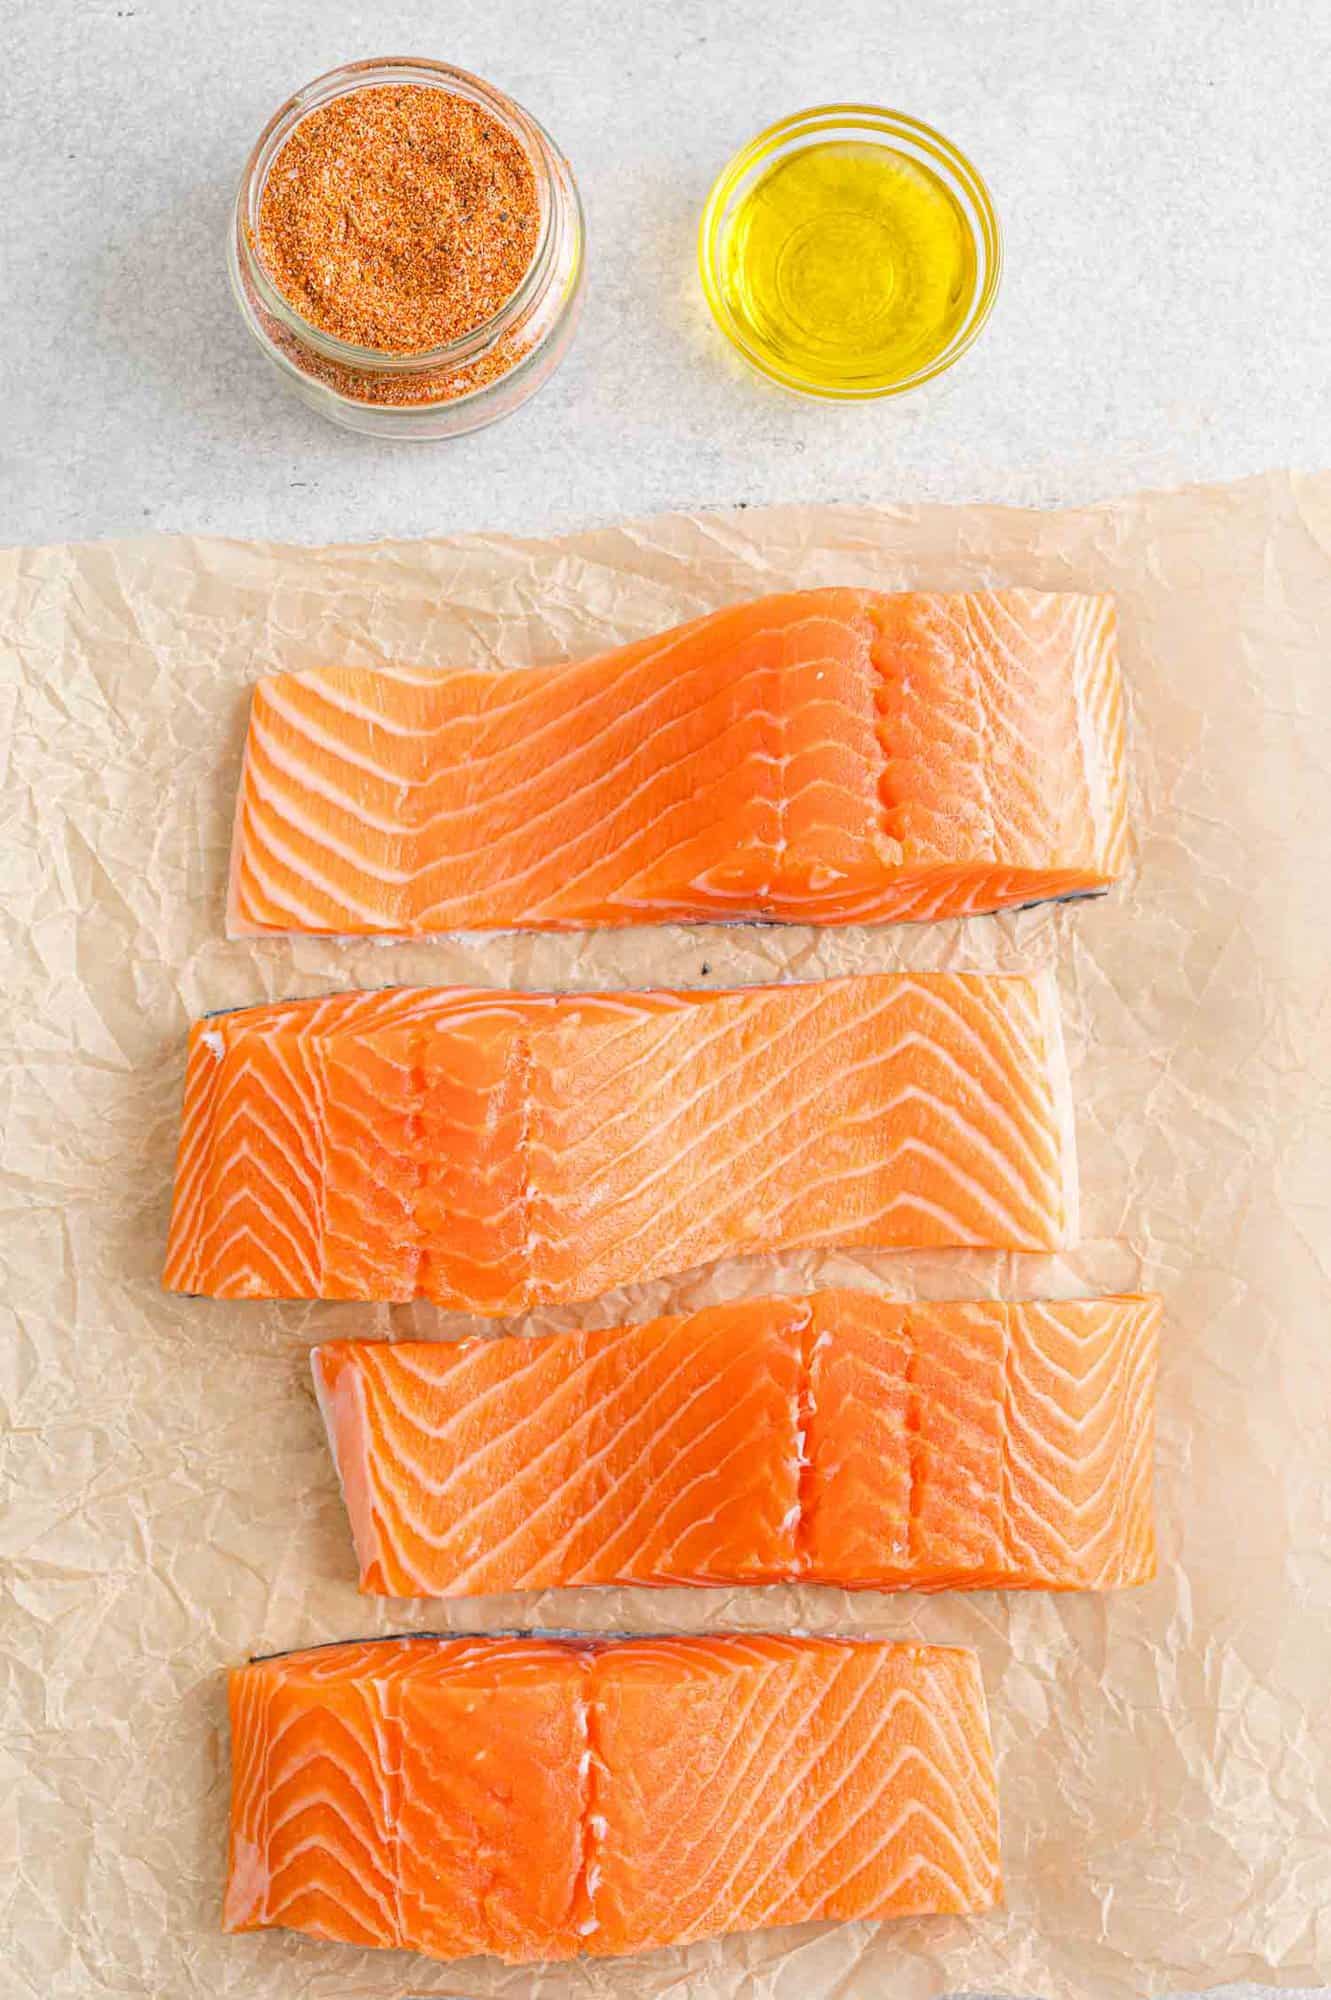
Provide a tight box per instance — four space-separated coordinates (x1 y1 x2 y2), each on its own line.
719 140 978 390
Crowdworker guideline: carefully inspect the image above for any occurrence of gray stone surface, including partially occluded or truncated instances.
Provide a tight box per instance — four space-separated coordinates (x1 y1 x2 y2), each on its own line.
1 3 1325 1996
2 0 1329 548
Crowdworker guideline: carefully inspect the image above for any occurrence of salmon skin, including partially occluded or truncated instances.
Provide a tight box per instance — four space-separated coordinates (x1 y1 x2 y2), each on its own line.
313 1291 1160 1599
163 971 1078 1311
224 1633 1001 1962
227 587 1128 936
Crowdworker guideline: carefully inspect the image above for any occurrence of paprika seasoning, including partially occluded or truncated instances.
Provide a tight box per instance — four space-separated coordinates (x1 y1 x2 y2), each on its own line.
229 58 585 438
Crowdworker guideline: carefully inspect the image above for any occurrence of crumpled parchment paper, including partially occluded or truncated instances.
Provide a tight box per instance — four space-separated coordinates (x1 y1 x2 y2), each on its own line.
2 473 1330 2000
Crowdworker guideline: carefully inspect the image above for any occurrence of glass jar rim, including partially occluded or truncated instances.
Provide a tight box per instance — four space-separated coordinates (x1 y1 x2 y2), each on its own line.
235 55 563 372
697 102 1003 402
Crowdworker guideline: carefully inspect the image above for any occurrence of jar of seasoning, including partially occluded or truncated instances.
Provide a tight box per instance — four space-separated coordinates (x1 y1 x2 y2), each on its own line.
228 58 585 439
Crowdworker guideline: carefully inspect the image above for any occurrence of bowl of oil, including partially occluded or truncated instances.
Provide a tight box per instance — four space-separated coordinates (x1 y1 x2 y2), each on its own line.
698 104 1001 400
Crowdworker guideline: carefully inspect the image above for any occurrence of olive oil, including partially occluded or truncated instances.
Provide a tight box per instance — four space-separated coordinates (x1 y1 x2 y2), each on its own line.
717 139 978 392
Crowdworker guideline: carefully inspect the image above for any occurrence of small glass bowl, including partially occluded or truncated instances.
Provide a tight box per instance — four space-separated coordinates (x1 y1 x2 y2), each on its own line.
698 103 1001 402
228 57 586 439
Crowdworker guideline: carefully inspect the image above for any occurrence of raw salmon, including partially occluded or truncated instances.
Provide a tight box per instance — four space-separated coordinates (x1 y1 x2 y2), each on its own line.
227 588 1128 935
224 1633 1001 1962
313 1292 1160 1598
164 972 1078 1311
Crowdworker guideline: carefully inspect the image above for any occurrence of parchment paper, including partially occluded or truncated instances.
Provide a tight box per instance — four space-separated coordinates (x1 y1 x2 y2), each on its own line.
3 473 1330 2000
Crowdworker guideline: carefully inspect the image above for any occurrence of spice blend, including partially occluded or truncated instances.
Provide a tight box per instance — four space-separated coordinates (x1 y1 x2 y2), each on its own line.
254 85 541 354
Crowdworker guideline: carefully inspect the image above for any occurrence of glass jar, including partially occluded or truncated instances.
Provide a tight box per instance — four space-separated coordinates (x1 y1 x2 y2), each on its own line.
228 57 586 439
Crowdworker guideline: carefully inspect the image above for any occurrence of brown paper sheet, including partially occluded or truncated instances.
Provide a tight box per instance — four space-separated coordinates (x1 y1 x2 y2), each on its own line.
3 473 1330 2000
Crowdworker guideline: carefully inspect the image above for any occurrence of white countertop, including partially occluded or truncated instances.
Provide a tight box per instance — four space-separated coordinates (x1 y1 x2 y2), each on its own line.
3 5 1326 1998
3 0 1329 549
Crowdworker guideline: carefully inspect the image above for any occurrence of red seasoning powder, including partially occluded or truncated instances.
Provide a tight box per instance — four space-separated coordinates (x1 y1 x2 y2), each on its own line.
239 81 558 409
255 85 540 352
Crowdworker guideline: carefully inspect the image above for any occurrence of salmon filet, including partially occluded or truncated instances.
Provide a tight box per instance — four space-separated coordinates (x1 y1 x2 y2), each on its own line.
224 1634 1001 1962
227 588 1128 936
163 972 1078 1310
313 1292 1160 1598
